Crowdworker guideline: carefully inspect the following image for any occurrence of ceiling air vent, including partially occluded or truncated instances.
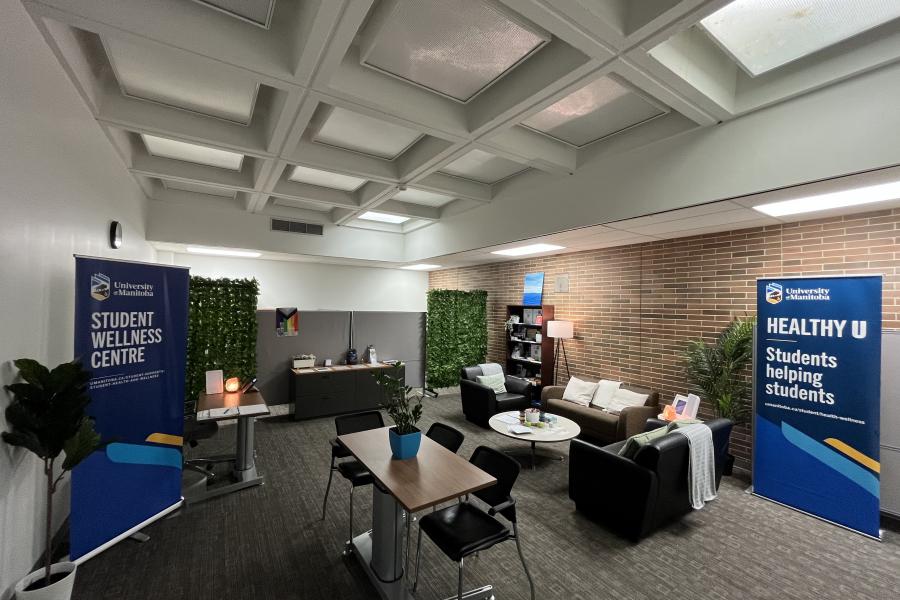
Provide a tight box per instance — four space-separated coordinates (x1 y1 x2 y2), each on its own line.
271 219 324 236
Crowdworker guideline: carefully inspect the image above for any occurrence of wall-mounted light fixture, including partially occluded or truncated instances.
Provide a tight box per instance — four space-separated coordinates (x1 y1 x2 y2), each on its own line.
109 221 123 249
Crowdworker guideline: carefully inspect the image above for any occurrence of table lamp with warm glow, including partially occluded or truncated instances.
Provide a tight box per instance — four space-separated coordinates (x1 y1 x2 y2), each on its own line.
547 320 573 384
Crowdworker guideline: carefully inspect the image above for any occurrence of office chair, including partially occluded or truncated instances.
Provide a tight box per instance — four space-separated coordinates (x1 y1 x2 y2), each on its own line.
321 410 384 551
425 422 465 454
412 446 536 600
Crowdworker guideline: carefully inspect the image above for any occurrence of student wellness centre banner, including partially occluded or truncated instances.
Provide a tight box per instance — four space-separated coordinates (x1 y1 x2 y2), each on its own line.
754 275 882 538
72 256 189 560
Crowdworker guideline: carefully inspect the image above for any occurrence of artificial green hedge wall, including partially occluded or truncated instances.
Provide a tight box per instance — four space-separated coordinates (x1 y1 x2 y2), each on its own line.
185 277 259 406
426 289 488 389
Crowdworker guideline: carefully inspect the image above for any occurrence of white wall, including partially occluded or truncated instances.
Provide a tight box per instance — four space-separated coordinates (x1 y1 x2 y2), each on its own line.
169 253 428 312
0 0 155 596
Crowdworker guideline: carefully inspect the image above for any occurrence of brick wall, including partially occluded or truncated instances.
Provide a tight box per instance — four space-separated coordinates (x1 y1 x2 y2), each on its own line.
429 208 900 472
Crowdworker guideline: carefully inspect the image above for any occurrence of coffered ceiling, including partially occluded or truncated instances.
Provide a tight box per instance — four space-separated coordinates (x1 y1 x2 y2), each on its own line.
22 0 900 260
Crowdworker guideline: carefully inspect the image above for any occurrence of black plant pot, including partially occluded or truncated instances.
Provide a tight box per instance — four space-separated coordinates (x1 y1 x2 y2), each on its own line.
723 453 735 477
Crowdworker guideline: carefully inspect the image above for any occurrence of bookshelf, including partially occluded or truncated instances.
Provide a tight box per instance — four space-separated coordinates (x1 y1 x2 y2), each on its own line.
505 304 555 388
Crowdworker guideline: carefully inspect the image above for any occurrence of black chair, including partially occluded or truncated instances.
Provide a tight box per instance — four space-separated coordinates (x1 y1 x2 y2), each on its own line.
183 416 230 482
459 365 533 427
425 422 465 454
568 418 734 541
321 410 384 550
413 446 535 600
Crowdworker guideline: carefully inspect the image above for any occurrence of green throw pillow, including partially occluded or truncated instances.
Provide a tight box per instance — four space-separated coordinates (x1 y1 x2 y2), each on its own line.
618 425 670 459
476 373 507 394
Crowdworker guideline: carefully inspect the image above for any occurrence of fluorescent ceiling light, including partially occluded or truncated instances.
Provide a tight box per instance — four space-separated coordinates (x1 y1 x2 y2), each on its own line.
753 180 900 217
359 211 410 224
522 76 664 147
186 246 261 258
491 243 565 256
360 0 549 102
142 134 244 171
313 107 422 160
699 0 900 77
401 264 442 270
288 165 366 191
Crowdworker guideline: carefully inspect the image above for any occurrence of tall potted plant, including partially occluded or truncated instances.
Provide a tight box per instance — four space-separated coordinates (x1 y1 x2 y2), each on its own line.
373 364 424 460
3 359 103 600
684 316 756 473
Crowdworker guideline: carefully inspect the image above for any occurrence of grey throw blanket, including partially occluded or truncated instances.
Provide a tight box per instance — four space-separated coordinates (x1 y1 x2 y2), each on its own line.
671 423 717 510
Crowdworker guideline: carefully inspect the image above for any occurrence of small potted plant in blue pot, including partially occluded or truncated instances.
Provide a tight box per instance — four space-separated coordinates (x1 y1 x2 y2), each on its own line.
374 364 423 460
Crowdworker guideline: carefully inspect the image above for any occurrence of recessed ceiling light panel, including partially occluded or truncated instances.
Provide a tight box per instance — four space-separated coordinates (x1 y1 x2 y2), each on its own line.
359 211 410 224
440 149 527 184
186 246 261 258
393 188 456 207
401 264 442 270
361 0 550 102
313 107 422 160
105 37 258 124
522 76 665 147
699 0 900 77
754 180 900 216
288 165 367 192
190 0 275 29
491 243 565 256
142 134 244 171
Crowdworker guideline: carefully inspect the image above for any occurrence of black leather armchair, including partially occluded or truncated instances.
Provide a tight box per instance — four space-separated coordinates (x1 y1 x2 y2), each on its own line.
569 418 733 541
459 366 533 427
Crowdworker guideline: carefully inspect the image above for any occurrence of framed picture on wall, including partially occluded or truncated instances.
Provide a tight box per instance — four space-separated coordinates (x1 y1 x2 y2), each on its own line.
523 272 544 306
276 307 299 336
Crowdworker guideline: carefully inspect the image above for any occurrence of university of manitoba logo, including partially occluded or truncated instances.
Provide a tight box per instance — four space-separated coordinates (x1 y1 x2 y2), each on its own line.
91 273 111 301
765 282 783 305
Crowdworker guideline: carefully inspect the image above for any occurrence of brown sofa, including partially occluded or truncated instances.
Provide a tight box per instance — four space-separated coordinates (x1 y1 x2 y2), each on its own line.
541 380 659 444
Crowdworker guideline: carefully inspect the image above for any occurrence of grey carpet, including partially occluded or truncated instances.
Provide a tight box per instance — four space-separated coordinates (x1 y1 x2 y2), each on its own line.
72 395 900 599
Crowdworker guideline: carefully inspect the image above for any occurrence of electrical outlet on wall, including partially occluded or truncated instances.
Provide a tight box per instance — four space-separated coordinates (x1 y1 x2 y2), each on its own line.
555 274 570 293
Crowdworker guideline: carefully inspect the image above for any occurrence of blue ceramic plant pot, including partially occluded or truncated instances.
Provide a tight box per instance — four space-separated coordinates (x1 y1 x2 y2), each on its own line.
389 427 421 460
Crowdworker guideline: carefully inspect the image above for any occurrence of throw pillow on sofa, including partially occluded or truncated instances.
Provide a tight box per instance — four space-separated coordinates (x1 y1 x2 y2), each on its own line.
590 379 622 409
606 388 649 413
618 424 670 459
561 376 598 407
476 373 507 394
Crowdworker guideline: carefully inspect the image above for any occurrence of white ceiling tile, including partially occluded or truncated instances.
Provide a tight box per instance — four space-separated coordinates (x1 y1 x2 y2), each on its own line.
393 188 456 207
105 36 258 124
162 179 236 198
362 0 549 102
522 76 665 147
142 134 244 170
288 165 366 191
605 202 743 230
191 0 275 28
616 208 779 235
699 0 900 77
313 107 422 160
440 149 528 183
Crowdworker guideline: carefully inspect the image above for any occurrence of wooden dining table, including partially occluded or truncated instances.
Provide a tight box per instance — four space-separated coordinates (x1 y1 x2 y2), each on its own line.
337 427 496 600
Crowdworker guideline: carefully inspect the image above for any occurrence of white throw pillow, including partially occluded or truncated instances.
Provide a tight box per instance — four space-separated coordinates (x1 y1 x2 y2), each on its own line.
476 373 507 394
561 377 598 407
606 388 649 413
590 379 622 409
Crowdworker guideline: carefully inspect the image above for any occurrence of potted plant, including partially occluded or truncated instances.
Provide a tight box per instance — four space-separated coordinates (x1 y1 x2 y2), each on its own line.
3 359 104 600
373 364 424 460
684 316 756 475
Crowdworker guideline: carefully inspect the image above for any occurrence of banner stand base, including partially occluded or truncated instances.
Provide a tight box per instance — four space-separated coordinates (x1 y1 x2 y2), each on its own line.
750 492 882 542
73 498 184 564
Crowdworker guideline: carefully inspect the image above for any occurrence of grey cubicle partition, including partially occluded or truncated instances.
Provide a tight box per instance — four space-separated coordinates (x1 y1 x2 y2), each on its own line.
255 309 425 405
255 311 351 406
881 330 900 517
352 311 426 388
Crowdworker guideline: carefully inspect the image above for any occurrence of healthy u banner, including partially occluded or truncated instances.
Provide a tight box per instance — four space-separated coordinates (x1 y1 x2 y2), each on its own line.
754 275 882 538
71 256 189 560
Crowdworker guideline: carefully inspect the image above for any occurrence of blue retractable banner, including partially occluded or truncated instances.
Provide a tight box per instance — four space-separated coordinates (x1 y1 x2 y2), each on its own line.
72 256 189 560
754 275 881 538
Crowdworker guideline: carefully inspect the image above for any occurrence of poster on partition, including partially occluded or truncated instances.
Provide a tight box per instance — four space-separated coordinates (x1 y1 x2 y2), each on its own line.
71 256 190 560
754 275 881 538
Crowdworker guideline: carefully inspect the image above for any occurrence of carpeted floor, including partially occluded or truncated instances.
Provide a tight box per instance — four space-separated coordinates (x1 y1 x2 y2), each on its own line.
72 394 900 599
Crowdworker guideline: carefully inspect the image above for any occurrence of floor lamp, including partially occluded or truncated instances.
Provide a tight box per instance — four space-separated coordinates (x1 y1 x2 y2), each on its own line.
547 320 573 385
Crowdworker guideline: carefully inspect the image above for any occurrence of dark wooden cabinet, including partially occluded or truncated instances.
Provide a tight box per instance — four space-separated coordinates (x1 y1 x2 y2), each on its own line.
291 363 404 420
505 304 555 387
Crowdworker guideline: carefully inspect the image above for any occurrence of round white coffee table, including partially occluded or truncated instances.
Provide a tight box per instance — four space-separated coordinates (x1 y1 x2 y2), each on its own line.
488 411 581 471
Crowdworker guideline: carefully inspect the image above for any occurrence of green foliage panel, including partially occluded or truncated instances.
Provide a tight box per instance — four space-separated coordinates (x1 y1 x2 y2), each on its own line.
426 289 488 388
185 277 259 406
